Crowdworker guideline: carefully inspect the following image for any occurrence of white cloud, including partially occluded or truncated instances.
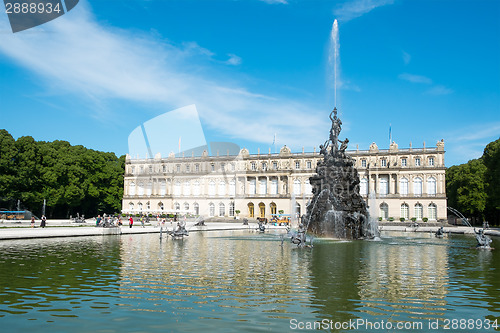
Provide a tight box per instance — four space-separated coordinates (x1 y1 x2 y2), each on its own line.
402 50 411 65
398 73 432 84
0 1 324 149
225 53 242 66
259 0 288 4
334 0 395 22
425 85 454 96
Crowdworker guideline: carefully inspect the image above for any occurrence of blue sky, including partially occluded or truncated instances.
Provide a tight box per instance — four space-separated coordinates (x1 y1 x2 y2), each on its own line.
0 0 499 166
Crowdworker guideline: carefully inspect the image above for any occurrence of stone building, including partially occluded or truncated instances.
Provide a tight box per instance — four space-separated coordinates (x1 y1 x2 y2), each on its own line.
122 140 447 222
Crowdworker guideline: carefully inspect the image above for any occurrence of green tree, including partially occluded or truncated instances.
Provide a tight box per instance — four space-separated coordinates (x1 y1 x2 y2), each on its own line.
482 138 500 224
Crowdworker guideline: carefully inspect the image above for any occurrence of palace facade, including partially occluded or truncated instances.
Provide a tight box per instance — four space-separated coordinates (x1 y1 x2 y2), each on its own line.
122 140 447 222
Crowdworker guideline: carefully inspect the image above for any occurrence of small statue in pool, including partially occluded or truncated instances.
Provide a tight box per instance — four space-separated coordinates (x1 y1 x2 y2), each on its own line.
474 228 492 249
168 220 189 238
291 223 307 248
257 220 266 232
435 226 445 238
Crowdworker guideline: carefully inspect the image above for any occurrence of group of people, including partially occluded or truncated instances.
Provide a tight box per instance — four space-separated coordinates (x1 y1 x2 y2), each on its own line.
30 215 47 228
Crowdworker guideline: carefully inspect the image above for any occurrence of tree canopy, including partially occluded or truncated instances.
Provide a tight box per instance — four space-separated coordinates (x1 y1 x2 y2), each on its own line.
446 138 500 225
0 129 124 218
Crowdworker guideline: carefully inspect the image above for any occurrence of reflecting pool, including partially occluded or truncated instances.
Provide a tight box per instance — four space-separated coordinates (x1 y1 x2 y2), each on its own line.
0 231 499 332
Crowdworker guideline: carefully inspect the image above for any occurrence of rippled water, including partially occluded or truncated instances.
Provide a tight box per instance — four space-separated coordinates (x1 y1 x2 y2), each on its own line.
0 230 498 332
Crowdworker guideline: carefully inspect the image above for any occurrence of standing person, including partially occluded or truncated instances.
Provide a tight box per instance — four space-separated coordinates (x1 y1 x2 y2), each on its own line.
30 216 35 228
141 216 145 228
129 216 133 228
96 215 102 227
40 215 47 228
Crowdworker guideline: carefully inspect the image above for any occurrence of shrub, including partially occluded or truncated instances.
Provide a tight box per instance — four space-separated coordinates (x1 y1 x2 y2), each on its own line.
422 217 428 222
389 217 394 222
378 217 383 221
411 217 417 222
400 217 405 222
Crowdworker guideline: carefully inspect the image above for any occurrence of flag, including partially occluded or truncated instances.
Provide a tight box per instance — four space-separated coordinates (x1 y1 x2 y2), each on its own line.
389 124 392 145
272 133 276 145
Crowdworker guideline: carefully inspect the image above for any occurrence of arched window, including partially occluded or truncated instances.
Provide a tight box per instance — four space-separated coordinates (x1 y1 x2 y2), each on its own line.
129 202 134 211
413 177 422 196
380 203 389 220
414 203 423 220
209 203 215 217
208 180 216 196
427 177 436 196
129 182 136 196
229 179 236 196
259 178 267 195
271 178 278 195
248 202 254 218
360 178 368 195
249 178 256 195
259 202 265 218
400 178 408 196
428 203 437 220
175 202 180 211
138 202 143 211
146 182 152 196
229 202 235 216
158 202 164 211
218 181 226 196
138 182 144 196
219 203 225 217
160 180 166 196
270 202 277 215
194 202 199 215
293 179 301 195
193 181 201 196
401 203 409 220
184 202 190 212
174 181 181 196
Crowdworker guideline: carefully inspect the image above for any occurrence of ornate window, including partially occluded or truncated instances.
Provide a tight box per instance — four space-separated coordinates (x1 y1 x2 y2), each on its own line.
160 180 166 196
229 202 235 217
360 178 368 195
146 182 152 196
272 161 278 170
184 202 190 212
138 202 143 211
293 179 301 195
400 178 408 196
174 181 181 196
208 180 216 196
193 181 201 196
176 164 181 172
361 159 367 167
194 203 199 215
381 159 387 167
251 162 256 171
129 202 134 211
413 177 423 196
229 179 236 196
209 203 215 217
271 178 278 195
248 202 254 218
415 158 421 167
175 202 180 211
259 178 267 195
218 181 226 196
414 203 423 220
401 158 407 167
249 178 256 194
305 179 312 194
183 181 191 196
380 203 389 220
219 203 225 217
129 182 136 196
427 177 436 196
306 161 312 169
295 161 300 170
379 176 388 196
195 164 200 172
401 203 409 220
428 203 437 220
429 157 435 166
138 182 144 196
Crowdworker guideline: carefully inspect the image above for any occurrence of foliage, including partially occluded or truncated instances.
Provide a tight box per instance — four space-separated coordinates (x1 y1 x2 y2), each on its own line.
446 138 499 225
0 130 124 218
422 217 428 222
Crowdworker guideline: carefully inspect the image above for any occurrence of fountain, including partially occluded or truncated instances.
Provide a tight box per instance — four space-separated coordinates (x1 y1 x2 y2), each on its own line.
304 107 373 239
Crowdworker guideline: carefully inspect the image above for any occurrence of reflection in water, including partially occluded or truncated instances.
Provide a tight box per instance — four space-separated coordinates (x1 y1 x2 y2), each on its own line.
358 232 449 321
0 231 499 332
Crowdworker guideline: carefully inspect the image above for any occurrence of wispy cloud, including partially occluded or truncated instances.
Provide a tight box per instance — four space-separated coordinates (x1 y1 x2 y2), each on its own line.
0 1 324 149
402 50 411 65
424 85 454 96
259 0 288 4
334 0 395 22
398 73 432 84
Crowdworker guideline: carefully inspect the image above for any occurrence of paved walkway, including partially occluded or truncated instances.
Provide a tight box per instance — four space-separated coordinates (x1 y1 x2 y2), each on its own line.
0 222 286 240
